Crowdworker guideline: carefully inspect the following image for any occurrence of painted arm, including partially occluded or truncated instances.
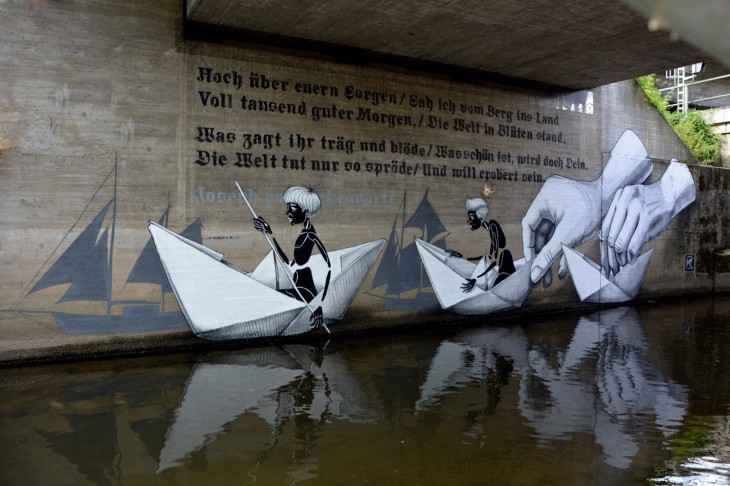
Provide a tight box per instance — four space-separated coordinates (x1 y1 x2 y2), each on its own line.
600 159 696 277
446 249 486 262
522 130 653 287
253 216 289 263
461 260 497 293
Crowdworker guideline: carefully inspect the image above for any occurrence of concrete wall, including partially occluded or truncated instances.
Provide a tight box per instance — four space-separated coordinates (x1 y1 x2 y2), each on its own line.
1 0 728 363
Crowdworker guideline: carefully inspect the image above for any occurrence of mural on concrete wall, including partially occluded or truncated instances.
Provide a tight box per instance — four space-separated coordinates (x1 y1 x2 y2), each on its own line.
18 164 192 334
415 129 696 314
530 130 696 303
13 130 694 339
149 184 384 340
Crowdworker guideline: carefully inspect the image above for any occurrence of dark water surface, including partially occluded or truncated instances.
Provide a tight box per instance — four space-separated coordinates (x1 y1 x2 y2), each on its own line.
2 297 730 485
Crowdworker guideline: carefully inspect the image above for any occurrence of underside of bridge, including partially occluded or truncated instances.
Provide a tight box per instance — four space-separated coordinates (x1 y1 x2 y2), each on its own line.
185 0 728 91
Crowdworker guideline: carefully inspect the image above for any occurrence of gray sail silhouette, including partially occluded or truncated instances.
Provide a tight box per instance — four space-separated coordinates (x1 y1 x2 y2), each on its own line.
368 189 448 310
24 165 196 334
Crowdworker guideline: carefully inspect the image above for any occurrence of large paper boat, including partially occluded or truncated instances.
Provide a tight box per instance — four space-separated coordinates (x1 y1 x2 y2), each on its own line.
562 244 654 303
149 221 384 340
414 238 533 314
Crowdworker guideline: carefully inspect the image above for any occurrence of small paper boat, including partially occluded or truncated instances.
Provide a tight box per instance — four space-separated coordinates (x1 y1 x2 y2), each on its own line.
149 221 384 340
414 238 533 315
561 244 654 303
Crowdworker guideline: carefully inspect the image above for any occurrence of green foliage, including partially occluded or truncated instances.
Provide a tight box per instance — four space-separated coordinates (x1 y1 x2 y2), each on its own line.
669 111 722 165
636 74 670 120
635 76 722 165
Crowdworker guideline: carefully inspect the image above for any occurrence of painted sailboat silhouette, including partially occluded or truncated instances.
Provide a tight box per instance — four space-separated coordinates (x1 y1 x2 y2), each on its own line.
367 189 448 311
24 165 194 334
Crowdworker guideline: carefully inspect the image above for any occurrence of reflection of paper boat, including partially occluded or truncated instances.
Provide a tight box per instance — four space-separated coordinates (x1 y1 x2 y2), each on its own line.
157 345 379 472
562 245 654 303
414 238 533 314
157 348 302 472
415 326 530 413
149 221 384 340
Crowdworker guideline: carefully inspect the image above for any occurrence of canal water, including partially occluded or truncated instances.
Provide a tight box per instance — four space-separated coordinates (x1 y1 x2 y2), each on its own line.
2 296 729 485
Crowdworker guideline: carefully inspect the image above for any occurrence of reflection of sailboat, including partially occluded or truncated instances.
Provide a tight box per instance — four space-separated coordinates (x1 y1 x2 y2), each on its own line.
149 222 384 340
367 190 449 311
414 326 529 413
415 238 532 314
22 164 194 334
562 245 654 303
157 347 303 472
157 345 379 472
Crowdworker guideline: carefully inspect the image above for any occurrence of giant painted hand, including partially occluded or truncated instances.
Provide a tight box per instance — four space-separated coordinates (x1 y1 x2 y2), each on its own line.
600 159 696 277
522 130 653 287
522 177 602 286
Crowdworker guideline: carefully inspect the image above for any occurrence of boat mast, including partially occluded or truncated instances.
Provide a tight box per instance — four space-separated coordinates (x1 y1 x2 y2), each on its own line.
398 192 406 297
107 156 118 318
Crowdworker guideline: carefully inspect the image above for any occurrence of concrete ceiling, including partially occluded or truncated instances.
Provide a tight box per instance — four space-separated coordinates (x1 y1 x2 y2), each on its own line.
186 0 725 91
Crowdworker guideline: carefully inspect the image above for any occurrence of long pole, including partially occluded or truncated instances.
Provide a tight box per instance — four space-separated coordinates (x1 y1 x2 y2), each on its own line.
234 181 316 314
108 156 117 318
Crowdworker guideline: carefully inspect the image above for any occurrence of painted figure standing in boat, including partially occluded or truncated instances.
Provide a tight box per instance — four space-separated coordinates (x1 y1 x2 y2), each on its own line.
253 186 331 329
448 187 516 292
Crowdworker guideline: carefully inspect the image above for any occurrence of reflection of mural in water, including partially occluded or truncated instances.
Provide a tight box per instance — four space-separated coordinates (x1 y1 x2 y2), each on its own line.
158 344 380 475
414 306 688 469
17 163 194 334
5 305 715 482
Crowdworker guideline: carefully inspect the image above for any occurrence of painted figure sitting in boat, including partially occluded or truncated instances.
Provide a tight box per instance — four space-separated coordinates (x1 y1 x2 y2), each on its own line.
253 186 331 329
414 186 531 316
447 193 516 292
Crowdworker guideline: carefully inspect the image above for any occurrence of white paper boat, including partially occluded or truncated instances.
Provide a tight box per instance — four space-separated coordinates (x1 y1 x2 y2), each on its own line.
562 244 654 303
149 221 384 339
414 238 533 314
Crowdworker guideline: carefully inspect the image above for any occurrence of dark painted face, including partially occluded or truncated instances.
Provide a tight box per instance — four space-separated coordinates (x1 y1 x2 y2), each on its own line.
286 202 307 225
467 211 481 231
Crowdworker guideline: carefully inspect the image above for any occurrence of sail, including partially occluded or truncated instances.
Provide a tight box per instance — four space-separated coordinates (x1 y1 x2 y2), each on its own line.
403 189 448 241
369 219 399 290
431 234 448 250
387 241 423 295
126 207 170 289
29 199 113 301
180 218 202 244
59 229 110 302
127 209 202 294
369 189 450 298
